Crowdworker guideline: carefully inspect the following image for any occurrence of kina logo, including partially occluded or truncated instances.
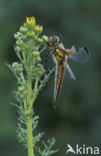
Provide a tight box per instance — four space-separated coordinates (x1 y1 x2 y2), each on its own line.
66 144 100 155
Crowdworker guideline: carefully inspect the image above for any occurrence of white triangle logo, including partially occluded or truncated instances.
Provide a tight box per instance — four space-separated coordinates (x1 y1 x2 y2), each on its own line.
66 144 76 154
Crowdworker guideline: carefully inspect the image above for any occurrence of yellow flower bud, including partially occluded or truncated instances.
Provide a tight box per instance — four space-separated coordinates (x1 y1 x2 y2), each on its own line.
12 62 19 70
32 51 40 57
26 17 36 25
15 46 21 52
18 86 25 92
42 35 49 42
37 38 44 43
35 25 43 33
36 56 41 62
16 40 23 46
12 62 23 73
27 31 35 38
20 26 28 33
14 32 21 39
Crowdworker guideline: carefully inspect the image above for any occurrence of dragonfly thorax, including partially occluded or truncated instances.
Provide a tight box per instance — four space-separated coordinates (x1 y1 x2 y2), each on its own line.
48 35 59 46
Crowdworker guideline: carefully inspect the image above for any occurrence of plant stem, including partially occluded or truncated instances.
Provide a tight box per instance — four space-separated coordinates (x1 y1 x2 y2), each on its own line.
27 117 34 156
32 78 39 102
26 74 39 156
27 79 34 156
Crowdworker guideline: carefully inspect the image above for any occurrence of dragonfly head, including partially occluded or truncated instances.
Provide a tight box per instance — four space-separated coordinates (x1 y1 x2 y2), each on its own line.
48 36 59 46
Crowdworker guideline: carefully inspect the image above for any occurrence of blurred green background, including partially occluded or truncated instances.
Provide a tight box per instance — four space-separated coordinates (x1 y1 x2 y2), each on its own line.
0 0 101 156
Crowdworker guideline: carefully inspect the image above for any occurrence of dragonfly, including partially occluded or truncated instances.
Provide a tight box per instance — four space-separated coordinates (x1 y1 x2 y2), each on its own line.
44 36 91 109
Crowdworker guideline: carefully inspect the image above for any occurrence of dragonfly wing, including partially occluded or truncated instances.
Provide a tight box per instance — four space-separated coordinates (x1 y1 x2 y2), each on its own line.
53 63 65 109
65 63 76 80
69 46 91 63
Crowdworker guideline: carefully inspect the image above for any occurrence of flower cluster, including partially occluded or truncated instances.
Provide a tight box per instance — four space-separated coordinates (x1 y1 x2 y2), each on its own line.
14 17 45 76
12 17 48 102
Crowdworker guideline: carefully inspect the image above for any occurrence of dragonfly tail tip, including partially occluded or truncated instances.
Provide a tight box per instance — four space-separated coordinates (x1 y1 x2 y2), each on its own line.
53 102 57 110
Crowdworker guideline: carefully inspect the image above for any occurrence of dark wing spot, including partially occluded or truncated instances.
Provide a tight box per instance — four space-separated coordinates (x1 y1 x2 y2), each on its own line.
84 47 90 55
73 46 79 52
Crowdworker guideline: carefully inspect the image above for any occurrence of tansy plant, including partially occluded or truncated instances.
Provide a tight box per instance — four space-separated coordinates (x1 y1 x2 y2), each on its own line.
8 17 58 156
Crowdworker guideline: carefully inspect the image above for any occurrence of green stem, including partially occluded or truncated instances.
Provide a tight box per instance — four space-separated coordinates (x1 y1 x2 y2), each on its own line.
27 80 34 156
27 117 34 156
32 78 39 104
27 80 32 107
26 77 39 156
22 51 26 62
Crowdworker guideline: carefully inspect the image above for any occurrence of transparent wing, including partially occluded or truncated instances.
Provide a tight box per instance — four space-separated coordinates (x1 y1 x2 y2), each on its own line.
69 46 91 63
65 63 76 80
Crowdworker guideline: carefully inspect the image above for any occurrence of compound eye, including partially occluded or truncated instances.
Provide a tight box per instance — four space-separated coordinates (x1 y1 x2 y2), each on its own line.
52 36 59 43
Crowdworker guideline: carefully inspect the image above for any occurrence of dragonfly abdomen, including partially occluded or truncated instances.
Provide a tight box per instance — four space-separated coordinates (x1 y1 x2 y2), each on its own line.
53 63 65 108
